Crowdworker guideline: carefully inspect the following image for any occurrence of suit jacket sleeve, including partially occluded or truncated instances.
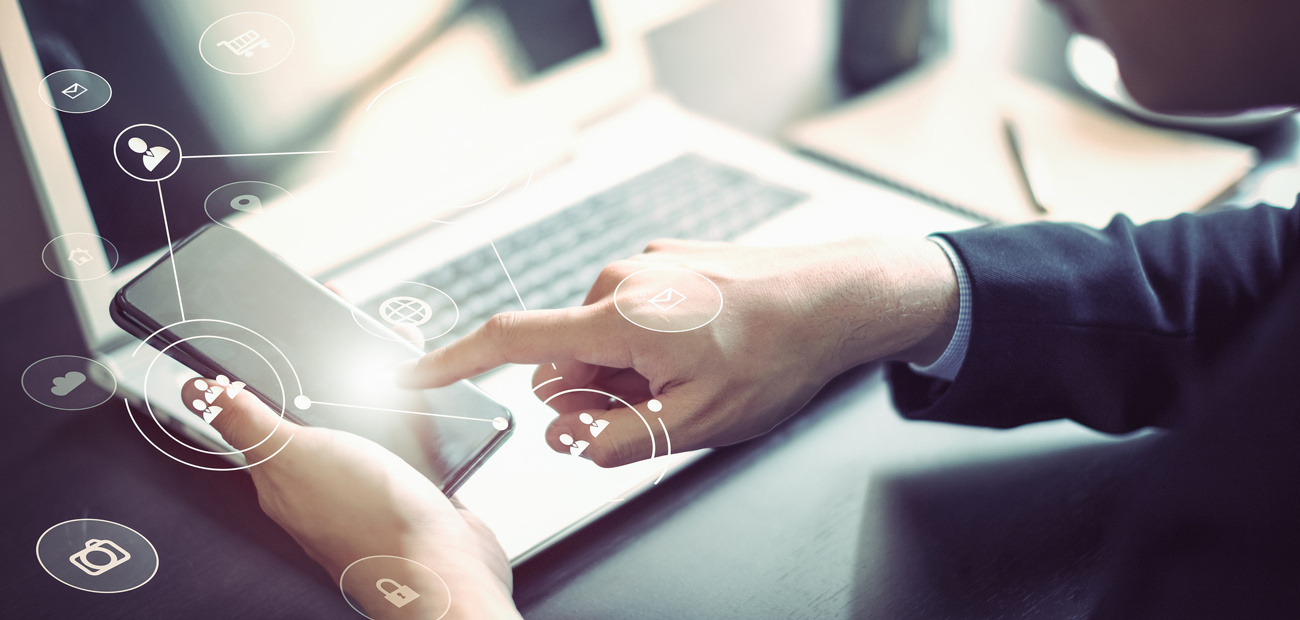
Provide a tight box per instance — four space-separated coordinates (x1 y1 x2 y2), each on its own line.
886 200 1300 433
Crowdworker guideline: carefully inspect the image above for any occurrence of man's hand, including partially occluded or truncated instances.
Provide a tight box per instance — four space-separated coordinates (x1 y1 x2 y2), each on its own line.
398 237 958 467
180 379 521 619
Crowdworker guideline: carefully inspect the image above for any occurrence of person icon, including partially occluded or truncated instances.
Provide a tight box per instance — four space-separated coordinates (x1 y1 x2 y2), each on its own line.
127 137 171 172
579 412 609 437
558 433 589 457
114 124 182 182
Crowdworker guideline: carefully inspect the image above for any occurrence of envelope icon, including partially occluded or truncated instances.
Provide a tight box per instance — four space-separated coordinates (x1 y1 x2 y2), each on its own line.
61 82 89 100
647 287 687 311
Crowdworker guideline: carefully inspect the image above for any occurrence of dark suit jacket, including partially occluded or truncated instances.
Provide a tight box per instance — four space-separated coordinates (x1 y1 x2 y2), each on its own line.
886 200 1300 618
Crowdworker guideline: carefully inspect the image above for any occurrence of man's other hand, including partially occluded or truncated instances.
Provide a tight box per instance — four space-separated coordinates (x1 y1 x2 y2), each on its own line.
398 237 958 468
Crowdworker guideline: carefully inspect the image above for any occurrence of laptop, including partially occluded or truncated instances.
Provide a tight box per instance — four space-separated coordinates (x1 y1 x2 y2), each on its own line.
0 0 974 563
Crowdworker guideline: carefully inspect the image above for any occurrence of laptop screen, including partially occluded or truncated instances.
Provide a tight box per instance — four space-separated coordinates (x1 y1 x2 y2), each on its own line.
21 0 602 268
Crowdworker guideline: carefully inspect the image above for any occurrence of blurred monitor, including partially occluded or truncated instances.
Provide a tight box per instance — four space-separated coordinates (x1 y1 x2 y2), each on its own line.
20 0 602 268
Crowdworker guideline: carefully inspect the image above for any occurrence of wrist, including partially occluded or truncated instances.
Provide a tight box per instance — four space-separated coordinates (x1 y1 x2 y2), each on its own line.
343 548 520 620
832 237 959 369
896 238 961 366
419 557 520 620
360 571 520 620
445 589 523 620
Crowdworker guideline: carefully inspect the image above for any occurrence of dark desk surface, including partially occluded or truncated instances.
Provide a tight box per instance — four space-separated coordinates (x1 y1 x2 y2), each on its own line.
0 280 1149 619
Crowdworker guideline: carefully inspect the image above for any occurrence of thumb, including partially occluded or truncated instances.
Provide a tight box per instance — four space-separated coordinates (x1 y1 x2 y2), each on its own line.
544 392 684 468
181 376 299 463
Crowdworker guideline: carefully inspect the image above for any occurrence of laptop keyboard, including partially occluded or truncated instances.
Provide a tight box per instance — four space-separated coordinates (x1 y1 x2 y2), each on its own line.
363 154 808 341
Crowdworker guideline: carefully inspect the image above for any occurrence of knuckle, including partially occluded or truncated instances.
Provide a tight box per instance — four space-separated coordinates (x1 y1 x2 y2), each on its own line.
212 408 243 444
482 312 519 343
596 262 626 283
256 483 290 523
643 238 673 253
256 492 274 516
482 312 524 364
255 479 281 511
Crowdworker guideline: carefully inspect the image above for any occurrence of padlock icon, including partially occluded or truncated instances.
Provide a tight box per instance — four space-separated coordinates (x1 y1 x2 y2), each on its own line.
376 578 421 608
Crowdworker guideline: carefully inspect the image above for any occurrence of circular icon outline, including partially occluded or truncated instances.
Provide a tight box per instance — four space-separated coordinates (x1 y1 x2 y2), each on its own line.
613 267 725 333
126 399 296 472
540 387 676 488
113 123 182 182
36 518 159 594
198 12 296 76
41 233 120 282
125 318 304 471
542 388 658 462
36 69 112 114
21 355 117 411
142 334 287 458
351 282 460 344
203 180 295 229
339 555 451 620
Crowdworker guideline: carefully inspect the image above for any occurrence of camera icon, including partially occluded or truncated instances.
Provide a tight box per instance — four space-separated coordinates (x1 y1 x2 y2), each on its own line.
68 538 132 576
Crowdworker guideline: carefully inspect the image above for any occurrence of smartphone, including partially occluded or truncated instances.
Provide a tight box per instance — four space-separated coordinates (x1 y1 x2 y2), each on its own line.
111 224 512 494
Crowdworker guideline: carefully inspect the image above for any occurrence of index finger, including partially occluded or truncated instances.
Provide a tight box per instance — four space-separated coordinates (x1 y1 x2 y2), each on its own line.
396 305 634 389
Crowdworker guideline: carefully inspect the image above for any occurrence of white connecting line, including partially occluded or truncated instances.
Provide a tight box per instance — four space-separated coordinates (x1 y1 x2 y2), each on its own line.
156 182 185 321
180 150 337 159
491 240 526 311
158 146 555 377
155 149 336 319
492 239 557 370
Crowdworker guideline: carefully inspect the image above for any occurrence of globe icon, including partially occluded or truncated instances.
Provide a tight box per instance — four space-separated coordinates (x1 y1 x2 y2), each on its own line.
379 296 434 327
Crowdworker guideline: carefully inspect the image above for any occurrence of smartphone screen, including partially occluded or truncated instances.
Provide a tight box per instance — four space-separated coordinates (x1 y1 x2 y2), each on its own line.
116 225 512 493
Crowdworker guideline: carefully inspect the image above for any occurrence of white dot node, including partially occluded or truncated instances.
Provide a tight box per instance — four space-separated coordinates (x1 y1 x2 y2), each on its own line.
294 395 311 410
647 399 663 413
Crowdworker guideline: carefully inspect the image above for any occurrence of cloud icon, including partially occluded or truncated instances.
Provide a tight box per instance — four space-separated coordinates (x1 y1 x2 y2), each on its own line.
50 371 86 396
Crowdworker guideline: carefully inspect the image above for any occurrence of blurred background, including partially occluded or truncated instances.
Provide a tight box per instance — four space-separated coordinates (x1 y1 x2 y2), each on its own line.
3 0 1296 301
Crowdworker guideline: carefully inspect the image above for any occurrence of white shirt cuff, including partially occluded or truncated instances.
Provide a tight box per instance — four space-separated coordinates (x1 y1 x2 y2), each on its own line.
908 236 971 382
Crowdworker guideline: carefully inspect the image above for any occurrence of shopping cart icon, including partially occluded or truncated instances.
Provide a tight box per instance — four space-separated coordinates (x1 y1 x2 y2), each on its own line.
216 29 271 57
